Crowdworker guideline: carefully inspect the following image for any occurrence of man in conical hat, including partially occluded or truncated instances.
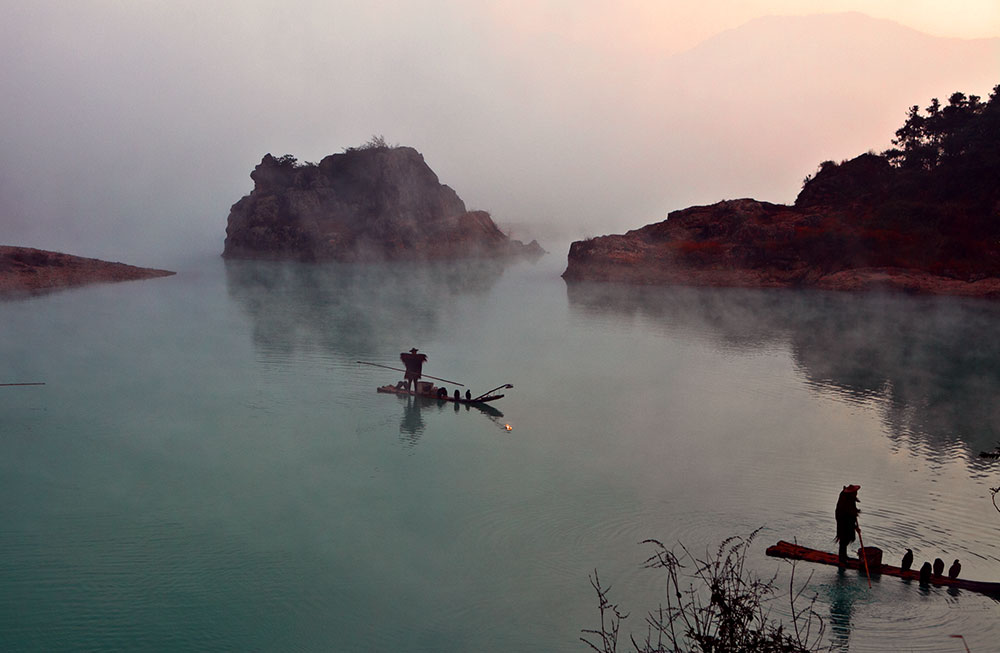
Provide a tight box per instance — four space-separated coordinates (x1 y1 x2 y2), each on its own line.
835 484 861 565
400 348 428 393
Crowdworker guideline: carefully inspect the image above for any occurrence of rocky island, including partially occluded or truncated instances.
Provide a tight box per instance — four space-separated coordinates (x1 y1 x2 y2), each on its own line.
564 86 1000 297
223 141 544 261
0 246 175 298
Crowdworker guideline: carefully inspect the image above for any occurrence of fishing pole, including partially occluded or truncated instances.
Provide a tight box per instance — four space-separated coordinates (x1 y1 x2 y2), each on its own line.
855 524 872 588
472 383 513 402
356 361 465 387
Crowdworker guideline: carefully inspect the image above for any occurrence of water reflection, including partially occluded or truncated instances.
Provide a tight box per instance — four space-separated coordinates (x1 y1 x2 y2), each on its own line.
826 569 864 651
225 258 507 359
400 396 426 445
566 282 1000 458
393 394 504 445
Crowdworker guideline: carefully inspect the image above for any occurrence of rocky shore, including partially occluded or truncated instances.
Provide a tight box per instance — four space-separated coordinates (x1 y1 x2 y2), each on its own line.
562 196 1000 297
223 145 544 262
0 246 175 297
564 154 1000 297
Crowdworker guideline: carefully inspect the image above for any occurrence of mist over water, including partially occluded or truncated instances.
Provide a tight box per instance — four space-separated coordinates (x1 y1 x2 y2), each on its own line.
3 3 999 649
2 4 997 265
2 253 1000 651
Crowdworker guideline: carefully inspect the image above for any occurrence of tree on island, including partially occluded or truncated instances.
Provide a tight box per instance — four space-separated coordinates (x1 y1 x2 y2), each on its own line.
882 84 1000 209
790 83 1000 278
885 87 998 172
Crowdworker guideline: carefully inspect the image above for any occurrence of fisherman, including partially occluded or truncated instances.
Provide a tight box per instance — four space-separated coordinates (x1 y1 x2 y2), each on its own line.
835 484 861 566
400 348 428 394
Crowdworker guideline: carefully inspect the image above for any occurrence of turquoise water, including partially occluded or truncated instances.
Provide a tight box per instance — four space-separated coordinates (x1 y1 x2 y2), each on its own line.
2 252 1000 651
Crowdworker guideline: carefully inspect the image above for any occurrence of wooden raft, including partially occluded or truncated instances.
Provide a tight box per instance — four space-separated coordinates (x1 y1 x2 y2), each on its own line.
766 540 1000 597
376 384 504 404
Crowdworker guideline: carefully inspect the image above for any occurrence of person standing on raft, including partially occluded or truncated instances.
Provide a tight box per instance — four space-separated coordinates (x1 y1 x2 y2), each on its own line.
835 484 861 566
400 348 428 394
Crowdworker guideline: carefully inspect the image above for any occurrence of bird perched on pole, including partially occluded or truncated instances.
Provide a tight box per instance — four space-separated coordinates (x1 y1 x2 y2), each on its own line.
901 549 913 572
933 558 945 576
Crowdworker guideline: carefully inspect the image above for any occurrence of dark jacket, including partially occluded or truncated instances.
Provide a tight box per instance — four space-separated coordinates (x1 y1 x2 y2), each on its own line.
400 351 427 380
835 490 860 545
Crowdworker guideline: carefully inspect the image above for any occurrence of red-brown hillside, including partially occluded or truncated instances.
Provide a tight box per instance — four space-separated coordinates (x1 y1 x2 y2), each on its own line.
0 246 175 298
564 87 1000 297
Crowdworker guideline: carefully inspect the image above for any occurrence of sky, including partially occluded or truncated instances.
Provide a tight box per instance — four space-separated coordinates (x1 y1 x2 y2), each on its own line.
1 1 998 266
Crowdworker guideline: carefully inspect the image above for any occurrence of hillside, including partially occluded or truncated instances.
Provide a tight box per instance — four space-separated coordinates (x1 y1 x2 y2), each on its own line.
563 85 1000 297
0 247 175 298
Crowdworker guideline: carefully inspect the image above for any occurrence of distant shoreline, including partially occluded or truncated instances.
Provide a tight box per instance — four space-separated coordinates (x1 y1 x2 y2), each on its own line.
0 246 175 298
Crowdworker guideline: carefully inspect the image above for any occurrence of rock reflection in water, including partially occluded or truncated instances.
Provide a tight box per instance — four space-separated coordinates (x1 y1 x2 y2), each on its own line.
225 258 508 359
566 282 1000 458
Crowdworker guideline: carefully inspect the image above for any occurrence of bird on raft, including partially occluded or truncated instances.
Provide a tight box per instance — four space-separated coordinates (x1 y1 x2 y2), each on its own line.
933 558 945 576
949 559 962 579
919 562 932 584
901 549 913 572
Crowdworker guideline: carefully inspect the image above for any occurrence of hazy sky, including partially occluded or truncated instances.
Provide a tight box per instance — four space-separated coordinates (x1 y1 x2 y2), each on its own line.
2 1 998 265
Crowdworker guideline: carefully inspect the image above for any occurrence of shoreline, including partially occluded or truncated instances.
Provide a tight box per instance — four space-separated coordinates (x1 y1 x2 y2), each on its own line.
0 246 175 297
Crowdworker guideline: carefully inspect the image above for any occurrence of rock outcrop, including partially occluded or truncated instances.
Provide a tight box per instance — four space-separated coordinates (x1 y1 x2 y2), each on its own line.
563 153 1000 297
0 246 175 298
565 86 1000 296
223 146 544 261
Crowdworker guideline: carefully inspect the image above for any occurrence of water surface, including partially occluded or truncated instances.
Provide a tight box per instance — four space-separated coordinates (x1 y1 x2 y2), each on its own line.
2 252 999 651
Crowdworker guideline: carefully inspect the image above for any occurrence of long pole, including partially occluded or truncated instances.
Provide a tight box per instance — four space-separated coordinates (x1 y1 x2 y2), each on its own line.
356 361 465 387
855 525 872 588
0 382 45 386
473 383 513 401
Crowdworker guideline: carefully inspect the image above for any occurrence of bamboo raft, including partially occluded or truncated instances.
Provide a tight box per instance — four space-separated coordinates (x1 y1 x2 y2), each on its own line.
376 384 505 405
766 540 1000 597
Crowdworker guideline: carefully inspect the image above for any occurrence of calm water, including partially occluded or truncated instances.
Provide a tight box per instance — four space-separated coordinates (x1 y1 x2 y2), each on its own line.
2 251 1000 651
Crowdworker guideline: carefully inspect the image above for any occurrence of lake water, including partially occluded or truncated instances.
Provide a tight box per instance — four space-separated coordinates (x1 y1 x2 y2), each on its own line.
2 250 999 651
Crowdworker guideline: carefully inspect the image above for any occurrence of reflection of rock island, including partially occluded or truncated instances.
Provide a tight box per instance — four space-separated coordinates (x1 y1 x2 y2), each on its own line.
0 246 174 298
225 258 509 357
564 88 1000 297
223 142 544 262
567 282 1000 457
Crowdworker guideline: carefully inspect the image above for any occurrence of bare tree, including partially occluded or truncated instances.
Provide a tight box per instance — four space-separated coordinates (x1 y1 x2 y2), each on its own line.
583 529 831 653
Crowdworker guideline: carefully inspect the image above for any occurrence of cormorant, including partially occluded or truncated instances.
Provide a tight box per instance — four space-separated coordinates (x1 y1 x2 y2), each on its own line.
901 549 913 572
948 559 961 579
933 558 944 576
919 561 932 584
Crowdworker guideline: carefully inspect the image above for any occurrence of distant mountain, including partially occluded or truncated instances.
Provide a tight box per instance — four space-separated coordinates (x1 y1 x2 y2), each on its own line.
671 12 998 119
618 12 1000 211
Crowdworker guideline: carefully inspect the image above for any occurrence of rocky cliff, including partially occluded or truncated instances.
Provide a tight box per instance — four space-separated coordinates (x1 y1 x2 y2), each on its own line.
565 86 1000 296
0 246 175 298
223 146 544 261
563 153 1000 297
